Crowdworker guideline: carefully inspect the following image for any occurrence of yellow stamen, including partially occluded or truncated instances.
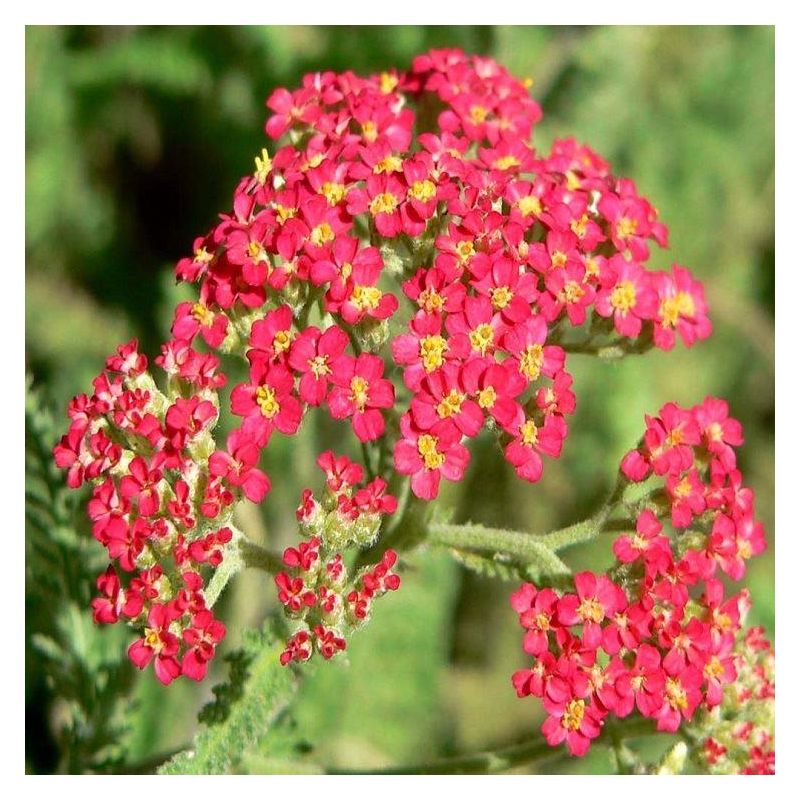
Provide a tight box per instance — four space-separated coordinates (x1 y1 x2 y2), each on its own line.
490 285 513 310
561 699 585 731
520 420 538 447
254 148 272 185
418 288 445 314
516 195 542 218
374 155 403 174
469 323 494 355
310 222 335 247
320 182 346 205
436 389 465 419
419 335 448 372
409 179 437 203
351 285 383 312
256 386 280 418
418 434 445 470
350 375 369 411
369 192 399 216
191 303 215 327
519 344 544 381
307 355 330 379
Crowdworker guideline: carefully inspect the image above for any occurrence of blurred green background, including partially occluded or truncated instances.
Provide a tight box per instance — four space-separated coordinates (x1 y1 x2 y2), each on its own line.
25 26 774 774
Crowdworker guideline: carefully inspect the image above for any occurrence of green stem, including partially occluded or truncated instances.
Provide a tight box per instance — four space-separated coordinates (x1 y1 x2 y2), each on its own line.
328 716 657 774
237 537 284 574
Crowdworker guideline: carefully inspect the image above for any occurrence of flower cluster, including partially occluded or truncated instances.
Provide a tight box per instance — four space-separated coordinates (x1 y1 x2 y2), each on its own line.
511 398 767 758
277 451 400 665
54 49 717 694
172 48 710 503
53 340 239 684
686 626 774 774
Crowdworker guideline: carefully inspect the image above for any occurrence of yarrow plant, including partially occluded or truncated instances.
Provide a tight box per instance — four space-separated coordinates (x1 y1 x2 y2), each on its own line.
53 48 771 774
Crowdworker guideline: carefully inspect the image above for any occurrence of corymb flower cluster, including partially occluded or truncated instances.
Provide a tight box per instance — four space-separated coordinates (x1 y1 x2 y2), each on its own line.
51 47 769 772
277 451 400 665
511 399 771 771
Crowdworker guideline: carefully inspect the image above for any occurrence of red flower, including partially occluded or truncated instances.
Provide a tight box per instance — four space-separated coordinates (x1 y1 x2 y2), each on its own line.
182 610 226 681
394 416 469 500
327 354 395 442
128 603 182 685
288 325 350 406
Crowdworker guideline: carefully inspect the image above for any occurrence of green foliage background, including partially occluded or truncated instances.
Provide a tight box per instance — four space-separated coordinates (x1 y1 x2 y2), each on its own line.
25 25 774 774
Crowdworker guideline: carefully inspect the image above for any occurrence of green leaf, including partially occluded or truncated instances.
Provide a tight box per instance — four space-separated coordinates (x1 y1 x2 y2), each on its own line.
158 623 297 775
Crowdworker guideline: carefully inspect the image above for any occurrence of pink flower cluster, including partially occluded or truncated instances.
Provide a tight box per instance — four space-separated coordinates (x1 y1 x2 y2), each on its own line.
277 452 400 665
511 399 767 757
620 397 765 579
53 340 238 684
695 626 774 775
54 48 717 690
171 48 710 503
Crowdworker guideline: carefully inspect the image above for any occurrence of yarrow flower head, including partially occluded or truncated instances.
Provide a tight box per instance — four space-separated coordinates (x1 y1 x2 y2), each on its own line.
510 398 769 762
53 46 728 740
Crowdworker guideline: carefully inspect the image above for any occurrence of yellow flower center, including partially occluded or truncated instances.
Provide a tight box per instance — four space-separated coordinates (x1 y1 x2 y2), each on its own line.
469 105 489 125
191 303 215 327
520 420 538 447
674 477 693 498
632 533 648 551
320 182 346 205
571 214 589 238
350 375 369 411
418 434 445 470
308 355 330 379
419 335 448 372
666 677 688 711
194 246 213 264
310 222 335 247
519 344 543 381
551 251 568 269
469 323 494 355
560 281 585 304
562 699 585 731
302 153 325 171
369 192 399 216
247 240 269 262
577 597 605 624
273 330 293 355
666 428 684 448
616 216 638 239
253 148 272 185
535 613 550 631
737 539 753 560
477 386 497 409
379 72 398 94
565 170 582 191
493 155 520 170
455 240 475 264
361 120 378 142
707 422 724 442
490 285 514 310
144 628 162 652
704 657 725 681
351 285 383 311
610 281 637 313
256 386 280 418
516 195 542 217
418 288 445 314
274 204 296 224
375 155 403 174
409 179 437 203
436 389 465 419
